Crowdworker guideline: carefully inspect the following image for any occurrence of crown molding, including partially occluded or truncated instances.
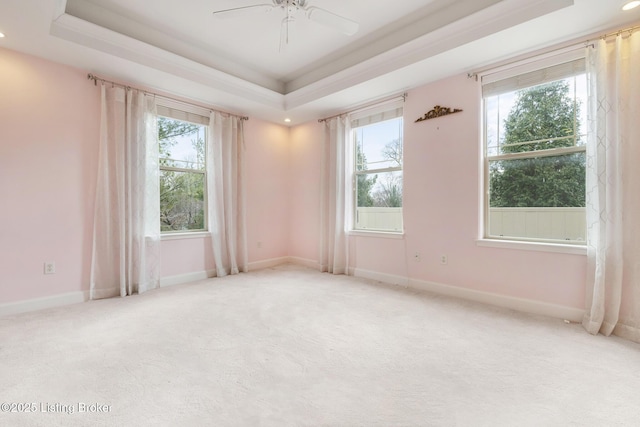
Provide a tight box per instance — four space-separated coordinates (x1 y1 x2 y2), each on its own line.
284 0 573 110
50 12 285 109
46 0 573 122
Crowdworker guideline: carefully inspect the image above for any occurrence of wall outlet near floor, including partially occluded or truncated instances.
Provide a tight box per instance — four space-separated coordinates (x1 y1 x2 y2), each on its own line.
414 252 421 262
440 255 448 265
257 241 263 249
44 262 56 274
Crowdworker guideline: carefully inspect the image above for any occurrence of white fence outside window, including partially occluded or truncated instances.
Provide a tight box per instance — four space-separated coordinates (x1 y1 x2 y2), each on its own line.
489 207 585 242
355 207 586 242
355 207 403 232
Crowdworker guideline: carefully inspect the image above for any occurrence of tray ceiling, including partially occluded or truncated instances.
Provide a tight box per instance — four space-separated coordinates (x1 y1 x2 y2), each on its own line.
0 0 638 124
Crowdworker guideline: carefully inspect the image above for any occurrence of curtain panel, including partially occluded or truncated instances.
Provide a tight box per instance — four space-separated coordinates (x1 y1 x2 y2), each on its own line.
583 33 640 343
90 86 161 299
320 116 352 274
207 111 248 277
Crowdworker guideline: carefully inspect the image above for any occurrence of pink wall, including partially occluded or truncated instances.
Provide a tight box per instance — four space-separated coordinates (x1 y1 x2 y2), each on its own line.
160 118 291 277
0 48 291 303
288 121 324 263
403 74 586 309
160 237 214 278
244 118 291 263
0 48 100 303
289 73 587 310
0 46 586 311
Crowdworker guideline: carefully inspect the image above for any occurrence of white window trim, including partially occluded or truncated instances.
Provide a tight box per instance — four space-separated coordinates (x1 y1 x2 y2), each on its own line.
161 231 211 241
348 230 405 239
479 47 585 87
476 238 587 255
350 100 404 234
157 100 209 235
480 50 588 250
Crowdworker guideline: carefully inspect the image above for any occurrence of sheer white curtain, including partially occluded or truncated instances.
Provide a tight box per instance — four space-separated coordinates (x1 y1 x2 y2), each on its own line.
320 116 352 274
207 111 248 276
90 85 161 299
583 33 640 342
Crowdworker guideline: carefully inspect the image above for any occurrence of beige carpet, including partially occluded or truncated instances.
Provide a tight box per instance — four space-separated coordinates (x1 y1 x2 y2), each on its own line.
1 264 639 427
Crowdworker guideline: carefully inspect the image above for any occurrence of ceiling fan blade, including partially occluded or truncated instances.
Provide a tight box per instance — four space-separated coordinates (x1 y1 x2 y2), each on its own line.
279 17 293 52
212 4 275 19
279 18 287 52
306 6 359 36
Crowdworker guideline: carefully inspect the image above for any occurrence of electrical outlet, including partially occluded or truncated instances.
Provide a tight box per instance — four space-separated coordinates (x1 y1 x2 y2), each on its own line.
257 241 263 249
440 255 448 265
44 262 56 275
414 252 421 262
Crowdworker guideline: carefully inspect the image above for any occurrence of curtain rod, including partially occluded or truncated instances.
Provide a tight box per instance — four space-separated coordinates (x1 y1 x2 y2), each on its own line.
467 24 639 80
87 73 249 121
596 24 639 41
318 93 407 123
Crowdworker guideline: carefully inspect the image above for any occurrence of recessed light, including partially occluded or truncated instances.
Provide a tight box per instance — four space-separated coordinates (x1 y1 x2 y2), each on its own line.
0 32 5 38
284 118 291 123
623 1 640 11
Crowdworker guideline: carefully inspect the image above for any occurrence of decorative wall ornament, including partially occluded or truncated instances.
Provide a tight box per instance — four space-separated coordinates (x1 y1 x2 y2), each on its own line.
415 105 463 122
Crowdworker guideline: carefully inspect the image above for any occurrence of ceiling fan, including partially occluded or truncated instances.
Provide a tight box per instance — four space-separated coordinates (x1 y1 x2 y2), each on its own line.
212 0 359 50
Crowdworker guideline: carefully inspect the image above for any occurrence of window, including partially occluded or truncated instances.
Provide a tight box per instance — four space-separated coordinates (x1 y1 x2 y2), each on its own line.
482 55 587 244
157 104 208 233
351 102 403 233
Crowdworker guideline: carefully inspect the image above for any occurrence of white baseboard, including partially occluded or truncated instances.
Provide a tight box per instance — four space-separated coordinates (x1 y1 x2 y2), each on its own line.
0 291 89 317
160 256 299 287
286 256 322 270
160 270 217 287
351 268 409 287
248 257 290 271
1 260 585 323
352 267 585 323
161 257 300 286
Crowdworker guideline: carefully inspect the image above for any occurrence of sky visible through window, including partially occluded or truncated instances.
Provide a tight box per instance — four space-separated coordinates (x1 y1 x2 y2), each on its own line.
485 74 587 156
355 117 403 170
354 117 403 202
159 119 205 170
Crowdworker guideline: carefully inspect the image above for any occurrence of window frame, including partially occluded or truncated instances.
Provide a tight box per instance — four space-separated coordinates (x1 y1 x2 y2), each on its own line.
349 101 404 234
157 102 209 235
480 52 588 247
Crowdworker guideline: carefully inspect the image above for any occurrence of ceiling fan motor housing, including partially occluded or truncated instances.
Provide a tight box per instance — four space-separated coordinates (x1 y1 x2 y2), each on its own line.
213 0 358 47
274 0 307 9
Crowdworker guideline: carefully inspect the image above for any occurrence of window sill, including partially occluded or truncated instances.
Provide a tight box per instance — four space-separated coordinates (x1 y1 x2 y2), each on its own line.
349 230 404 239
476 238 587 255
161 231 210 241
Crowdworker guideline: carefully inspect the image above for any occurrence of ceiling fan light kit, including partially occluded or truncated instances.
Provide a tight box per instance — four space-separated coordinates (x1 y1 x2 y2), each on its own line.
212 0 359 50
